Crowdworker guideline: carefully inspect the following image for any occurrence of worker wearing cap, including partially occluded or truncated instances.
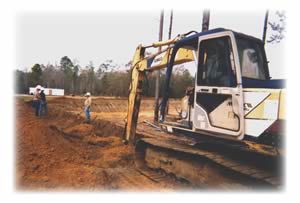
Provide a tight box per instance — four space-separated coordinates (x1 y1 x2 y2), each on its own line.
84 92 92 123
33 85 42 116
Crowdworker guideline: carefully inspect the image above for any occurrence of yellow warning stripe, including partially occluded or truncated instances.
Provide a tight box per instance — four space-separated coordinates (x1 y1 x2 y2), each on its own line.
244 88 284 120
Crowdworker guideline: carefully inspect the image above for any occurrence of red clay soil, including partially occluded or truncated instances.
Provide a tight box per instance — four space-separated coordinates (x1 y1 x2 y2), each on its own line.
15 97 183 191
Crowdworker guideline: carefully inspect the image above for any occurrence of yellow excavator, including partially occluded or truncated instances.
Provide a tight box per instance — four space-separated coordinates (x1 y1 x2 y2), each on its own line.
123 28 285 187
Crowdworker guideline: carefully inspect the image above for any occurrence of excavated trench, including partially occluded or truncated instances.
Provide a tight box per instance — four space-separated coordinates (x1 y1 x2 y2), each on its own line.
15 96 184 191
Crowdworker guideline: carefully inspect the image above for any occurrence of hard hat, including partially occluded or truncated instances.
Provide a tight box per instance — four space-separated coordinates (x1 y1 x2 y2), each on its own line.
86 92 91 96
36 85 42 90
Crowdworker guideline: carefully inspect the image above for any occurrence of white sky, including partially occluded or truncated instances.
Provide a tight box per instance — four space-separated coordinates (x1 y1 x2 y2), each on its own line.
17 10 285 79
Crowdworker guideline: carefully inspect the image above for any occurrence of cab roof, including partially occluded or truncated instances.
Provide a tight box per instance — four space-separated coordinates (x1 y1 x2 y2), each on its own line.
176 28 263 47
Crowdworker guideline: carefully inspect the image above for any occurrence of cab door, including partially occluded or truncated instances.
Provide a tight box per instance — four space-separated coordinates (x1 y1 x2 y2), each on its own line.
193 32 244 140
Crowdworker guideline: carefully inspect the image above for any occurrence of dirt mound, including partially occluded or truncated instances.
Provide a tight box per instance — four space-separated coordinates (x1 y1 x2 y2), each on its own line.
16 97 181 191
64 123 94 134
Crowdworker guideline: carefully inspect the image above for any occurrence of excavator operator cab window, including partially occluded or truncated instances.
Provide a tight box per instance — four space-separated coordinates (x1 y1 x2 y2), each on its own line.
235 36 268 80
197 36 236 87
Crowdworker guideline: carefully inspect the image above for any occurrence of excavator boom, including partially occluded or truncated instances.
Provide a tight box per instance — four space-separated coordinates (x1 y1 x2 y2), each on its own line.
123 35 194 144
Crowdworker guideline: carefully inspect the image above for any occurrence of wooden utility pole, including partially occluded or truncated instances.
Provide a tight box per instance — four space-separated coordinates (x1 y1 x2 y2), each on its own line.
154 10 164 123
202 9 210 32
168 10 173 39
262 10 269 45
164 10 173 115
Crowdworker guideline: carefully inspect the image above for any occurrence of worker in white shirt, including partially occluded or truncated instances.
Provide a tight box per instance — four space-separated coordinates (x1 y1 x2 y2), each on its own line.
84 92 92 123
33 85 42 116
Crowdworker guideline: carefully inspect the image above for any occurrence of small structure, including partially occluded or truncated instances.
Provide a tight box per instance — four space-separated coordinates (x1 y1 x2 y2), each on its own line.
29 87 64 96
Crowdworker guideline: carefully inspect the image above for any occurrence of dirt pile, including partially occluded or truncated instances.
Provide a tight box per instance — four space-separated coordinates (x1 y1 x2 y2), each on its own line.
15 96 183 191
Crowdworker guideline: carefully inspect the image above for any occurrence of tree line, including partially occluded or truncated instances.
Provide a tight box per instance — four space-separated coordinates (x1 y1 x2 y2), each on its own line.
15 56 194 98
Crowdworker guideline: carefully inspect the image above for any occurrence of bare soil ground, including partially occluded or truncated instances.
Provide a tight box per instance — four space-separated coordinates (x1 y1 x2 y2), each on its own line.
15 96 185 191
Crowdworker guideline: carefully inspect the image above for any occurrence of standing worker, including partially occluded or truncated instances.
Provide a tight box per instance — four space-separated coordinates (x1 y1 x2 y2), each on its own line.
33 85 42 117
39 87 48 116
84 92 92 123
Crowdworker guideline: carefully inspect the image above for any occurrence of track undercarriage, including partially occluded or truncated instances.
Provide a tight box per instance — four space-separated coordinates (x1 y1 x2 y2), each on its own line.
134 134 282 189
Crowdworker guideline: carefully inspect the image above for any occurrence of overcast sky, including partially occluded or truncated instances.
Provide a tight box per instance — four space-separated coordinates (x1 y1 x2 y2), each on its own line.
16 10 285 79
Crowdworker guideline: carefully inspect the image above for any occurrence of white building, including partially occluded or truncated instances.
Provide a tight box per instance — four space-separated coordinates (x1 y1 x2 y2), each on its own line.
29 87 64 96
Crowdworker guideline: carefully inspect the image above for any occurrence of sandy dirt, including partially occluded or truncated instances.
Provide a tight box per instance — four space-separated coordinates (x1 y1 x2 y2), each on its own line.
15 96 185 191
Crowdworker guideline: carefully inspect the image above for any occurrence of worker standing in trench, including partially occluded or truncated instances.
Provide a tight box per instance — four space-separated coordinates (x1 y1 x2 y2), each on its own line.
84 92 92 123
39 87 48 116
32 85 42 117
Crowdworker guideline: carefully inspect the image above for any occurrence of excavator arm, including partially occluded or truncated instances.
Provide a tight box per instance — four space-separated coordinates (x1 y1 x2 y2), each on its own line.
123 35 195 144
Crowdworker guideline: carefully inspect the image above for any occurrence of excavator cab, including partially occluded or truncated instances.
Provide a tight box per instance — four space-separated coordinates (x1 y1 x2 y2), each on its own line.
159 29 284 144
159 30 245 140
192 32 245 140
